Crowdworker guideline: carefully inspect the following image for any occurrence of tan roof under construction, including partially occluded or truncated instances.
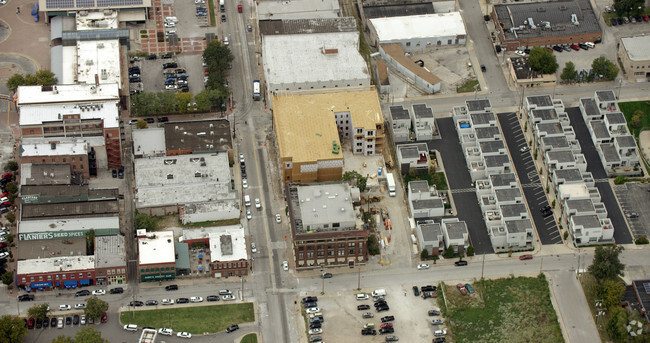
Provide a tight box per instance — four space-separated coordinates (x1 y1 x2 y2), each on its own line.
381 43 441 86
272 86 383 164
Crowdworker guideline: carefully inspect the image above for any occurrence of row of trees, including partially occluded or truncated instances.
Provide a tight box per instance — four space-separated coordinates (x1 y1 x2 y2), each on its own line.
6 70 57 93
130 90 222 116
528 47 619 81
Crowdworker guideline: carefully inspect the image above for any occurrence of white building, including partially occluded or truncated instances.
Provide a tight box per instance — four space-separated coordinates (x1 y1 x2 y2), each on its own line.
133 153 239 222
408 181 445 218
368 13 466 52
416 222 443 256
441 218 469 252
396 143 429 175
389 105 411 143
209 227 249 278
132 128 166 158
137 230 176 281
257 0 341 20
262 32 370 95
411 104 435 141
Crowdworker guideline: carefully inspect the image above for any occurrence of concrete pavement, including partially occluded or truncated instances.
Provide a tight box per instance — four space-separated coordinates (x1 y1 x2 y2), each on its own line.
548 270 601 343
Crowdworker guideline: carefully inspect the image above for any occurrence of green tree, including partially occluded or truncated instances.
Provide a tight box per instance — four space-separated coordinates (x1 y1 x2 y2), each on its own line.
607 306 629 342
432 254 439 264
560 61 578 82
134 212 156 231
85 229 95 254
0 315 28 343
75 327 109 343
6 70 58 93
443 245 455 259
130 92 157 116
466 245 475 256
342 171 368 192
84 297 108 321
175 92 194 113
5 212 15 224
194 89 222 111
420 249 429 260
3 161 18 172
157 92 177 114
614 0 644 16
596 279 625 309
2 271 13 286
592 56 619 81
5 182 17 194
136 119 148 129
588 245 625 281
203 41 234 87
528 47 559 74
27 303 50 321
630 110 644 128
51 336 74 343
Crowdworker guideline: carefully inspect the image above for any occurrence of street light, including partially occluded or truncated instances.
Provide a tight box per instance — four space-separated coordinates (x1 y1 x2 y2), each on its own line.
616 79 623 100
320 265 325 295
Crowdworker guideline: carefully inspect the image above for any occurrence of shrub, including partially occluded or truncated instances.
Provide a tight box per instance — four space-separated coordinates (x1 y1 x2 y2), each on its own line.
635 235 649 245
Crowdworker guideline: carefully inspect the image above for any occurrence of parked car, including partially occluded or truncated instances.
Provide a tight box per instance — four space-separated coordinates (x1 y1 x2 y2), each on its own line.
177 332 192 338
421 285 436 292
74 303 86 309
75 290 90 297
145 300 158 306
417 263 430 270
519 254 533 260
222 294 236 301
362 312 374 318
275 214 282 223
18 294 35 301
57 317 64 328
304 302 318 309
109 287 124 294
207 295 220 302
27 318 35 329
356 293 369 301
73 315 79 325
165 284 178 291
129 301 144 307
226 324 239 333
381 316 395 323
59 305 71 311
321 272 333 279
433 338 446 343
379 327 394 334
282 261 289 271
357 304 370 311
428 310 441 316
176 298 189 304
101 312 107 323
454 260 468 266
51 317 57 327
42 317 49 328
92 289 105 295
431 319 444 325
412 286 420 296
306 307 320 314
190 296 203 303
361 329 377 335
434 329 447 336
159 328 173 336
386 335 400 341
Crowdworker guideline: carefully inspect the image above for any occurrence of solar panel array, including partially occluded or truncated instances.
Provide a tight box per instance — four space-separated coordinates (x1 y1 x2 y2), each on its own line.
96 0 143 7
46 0 74 9
76 0 96 7
47 0 142 9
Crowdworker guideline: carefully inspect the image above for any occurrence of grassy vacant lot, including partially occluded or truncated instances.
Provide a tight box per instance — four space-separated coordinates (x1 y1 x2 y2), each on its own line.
618 100 650 137
404 172 448 190
120 303 254 334
240 334 258 343
457 79 480 93
440 276 563 343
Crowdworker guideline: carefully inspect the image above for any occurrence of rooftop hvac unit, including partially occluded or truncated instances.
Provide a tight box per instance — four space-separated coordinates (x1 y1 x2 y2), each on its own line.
97 43 104 49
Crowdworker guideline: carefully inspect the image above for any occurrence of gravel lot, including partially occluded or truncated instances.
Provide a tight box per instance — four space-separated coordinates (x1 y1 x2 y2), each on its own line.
300 284 444 342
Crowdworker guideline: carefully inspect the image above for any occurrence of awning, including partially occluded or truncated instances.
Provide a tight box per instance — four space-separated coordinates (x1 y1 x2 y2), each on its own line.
31 282 52 288
63 280 77 288
79 279 91 285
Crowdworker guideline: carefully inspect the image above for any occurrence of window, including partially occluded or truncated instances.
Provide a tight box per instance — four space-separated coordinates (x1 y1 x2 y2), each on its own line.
80 157 83 162
56 275 59 280
87 272 91 277
348 242 356 247
349 249 355 254
338 250 345 256
406 42 411 47
318 245 324 250
328 251 334 256
39 276 43 281
62 274 67 279
22 278 26 283
307 252 314 258
299 253 304 258
338 243 345 249
48 275 52 280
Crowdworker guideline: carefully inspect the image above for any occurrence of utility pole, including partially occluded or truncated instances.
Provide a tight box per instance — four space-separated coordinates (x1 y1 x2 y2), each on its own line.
241 276 245 301
539 256 543 274
320 265 325 295
357 262 361 290
480 254 485 280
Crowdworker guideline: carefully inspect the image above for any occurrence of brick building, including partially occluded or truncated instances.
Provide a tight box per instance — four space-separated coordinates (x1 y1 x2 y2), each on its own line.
19 138 93 180
287 183 368 269
209 227 249 278
94 235 127 286
137 230 176 282
16 84 123 169
492 0 602 51
17 255 96 290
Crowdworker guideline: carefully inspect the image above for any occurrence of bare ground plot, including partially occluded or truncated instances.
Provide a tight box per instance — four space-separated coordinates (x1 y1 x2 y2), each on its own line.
440 276 563 343
305 285 442 342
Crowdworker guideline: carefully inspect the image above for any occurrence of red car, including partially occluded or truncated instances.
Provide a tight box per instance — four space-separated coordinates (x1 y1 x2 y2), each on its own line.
27 318 35 329
519 254 533 260
101 312 107 323
237 4 242 12
380 322 393 329
570 44 580 51
643 14 649 22
1 173 11 180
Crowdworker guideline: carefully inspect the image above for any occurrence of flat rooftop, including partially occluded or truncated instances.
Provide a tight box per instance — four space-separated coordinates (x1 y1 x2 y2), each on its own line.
209 227 247 263
475 127 501 140
596 90 616 102
259 17 357 35
537 122 564 135
412 104 434 119
20 184 118 204
409 180 431 194
505 218 533 233
559 183 589 198
17 83 120 106
295 183 355 228
470 112 495 126
500 203 527 218
605 112 626 124
370 13 466 42
494 0 601 40
590 121 611 140
134 153 233 209
132 128 166 157
76 39 121 86
572 214 601 228
547 150 575 163
390 106 410 121
445 221 468 240
466 99 492 112
620 36 650 61
272 86 382 164
495 188 522 202
542 136 570 149
22 200 119 219
18 255 95 274
20 163 72 185
398 143 427 159
554 168 584 182
263 32 369 88
490 173 517 188
479 141 505 154
581 98 600 117
138 231 175 265
531 108 558 121
17 237 86 260
75 10 119 30
363 2 435 19
599 143 621 163
484 154 510 168
20 140 88 157
181 225 241 241
526 95 553 108
566 198 596 213
164 119 232 153
412 198 444 210
95 235 126 268
18 217 120 239
615 135 636 148
257 0 341 20
419 222 442 242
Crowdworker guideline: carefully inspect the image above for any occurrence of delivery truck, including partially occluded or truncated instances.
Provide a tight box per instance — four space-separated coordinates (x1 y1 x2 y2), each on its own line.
386 173 396 197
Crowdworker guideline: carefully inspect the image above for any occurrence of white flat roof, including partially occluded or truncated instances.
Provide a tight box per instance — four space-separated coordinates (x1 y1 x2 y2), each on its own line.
257 0 340 20
620 35 650 62
17 83 120 105
370 13 466 42
209 227 247 263
138 231 175 265
262 32 369 87
181 225 241 241
62 46 77 85
76 11 119 30
19 217 120 234
22 136 105 147
21 140 88 157
134 153 234 209
559 183 589 198
132 128 166 157
77 40 121 86
18 255 95 274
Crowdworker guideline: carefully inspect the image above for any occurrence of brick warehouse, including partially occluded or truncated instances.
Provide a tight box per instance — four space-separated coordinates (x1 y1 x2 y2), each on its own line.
492 0 602 51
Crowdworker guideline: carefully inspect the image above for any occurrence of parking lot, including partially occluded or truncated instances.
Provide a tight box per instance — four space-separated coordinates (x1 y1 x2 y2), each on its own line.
128 54 205 96
613 182 650 239
302 285 447 342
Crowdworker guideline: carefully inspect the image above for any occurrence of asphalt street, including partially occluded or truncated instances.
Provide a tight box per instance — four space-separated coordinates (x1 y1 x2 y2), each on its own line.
566 108 633 244
497 112 562 245
426 118 494 254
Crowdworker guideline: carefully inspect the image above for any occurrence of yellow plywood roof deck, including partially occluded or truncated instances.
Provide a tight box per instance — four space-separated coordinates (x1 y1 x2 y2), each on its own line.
273 86 383 164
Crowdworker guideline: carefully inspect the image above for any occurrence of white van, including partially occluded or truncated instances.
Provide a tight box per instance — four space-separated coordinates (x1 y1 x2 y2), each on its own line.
371 289 386 297
244 195 251 207
219 289 232 295
585 42 595 48
165 16 178 23
124 324 138 332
